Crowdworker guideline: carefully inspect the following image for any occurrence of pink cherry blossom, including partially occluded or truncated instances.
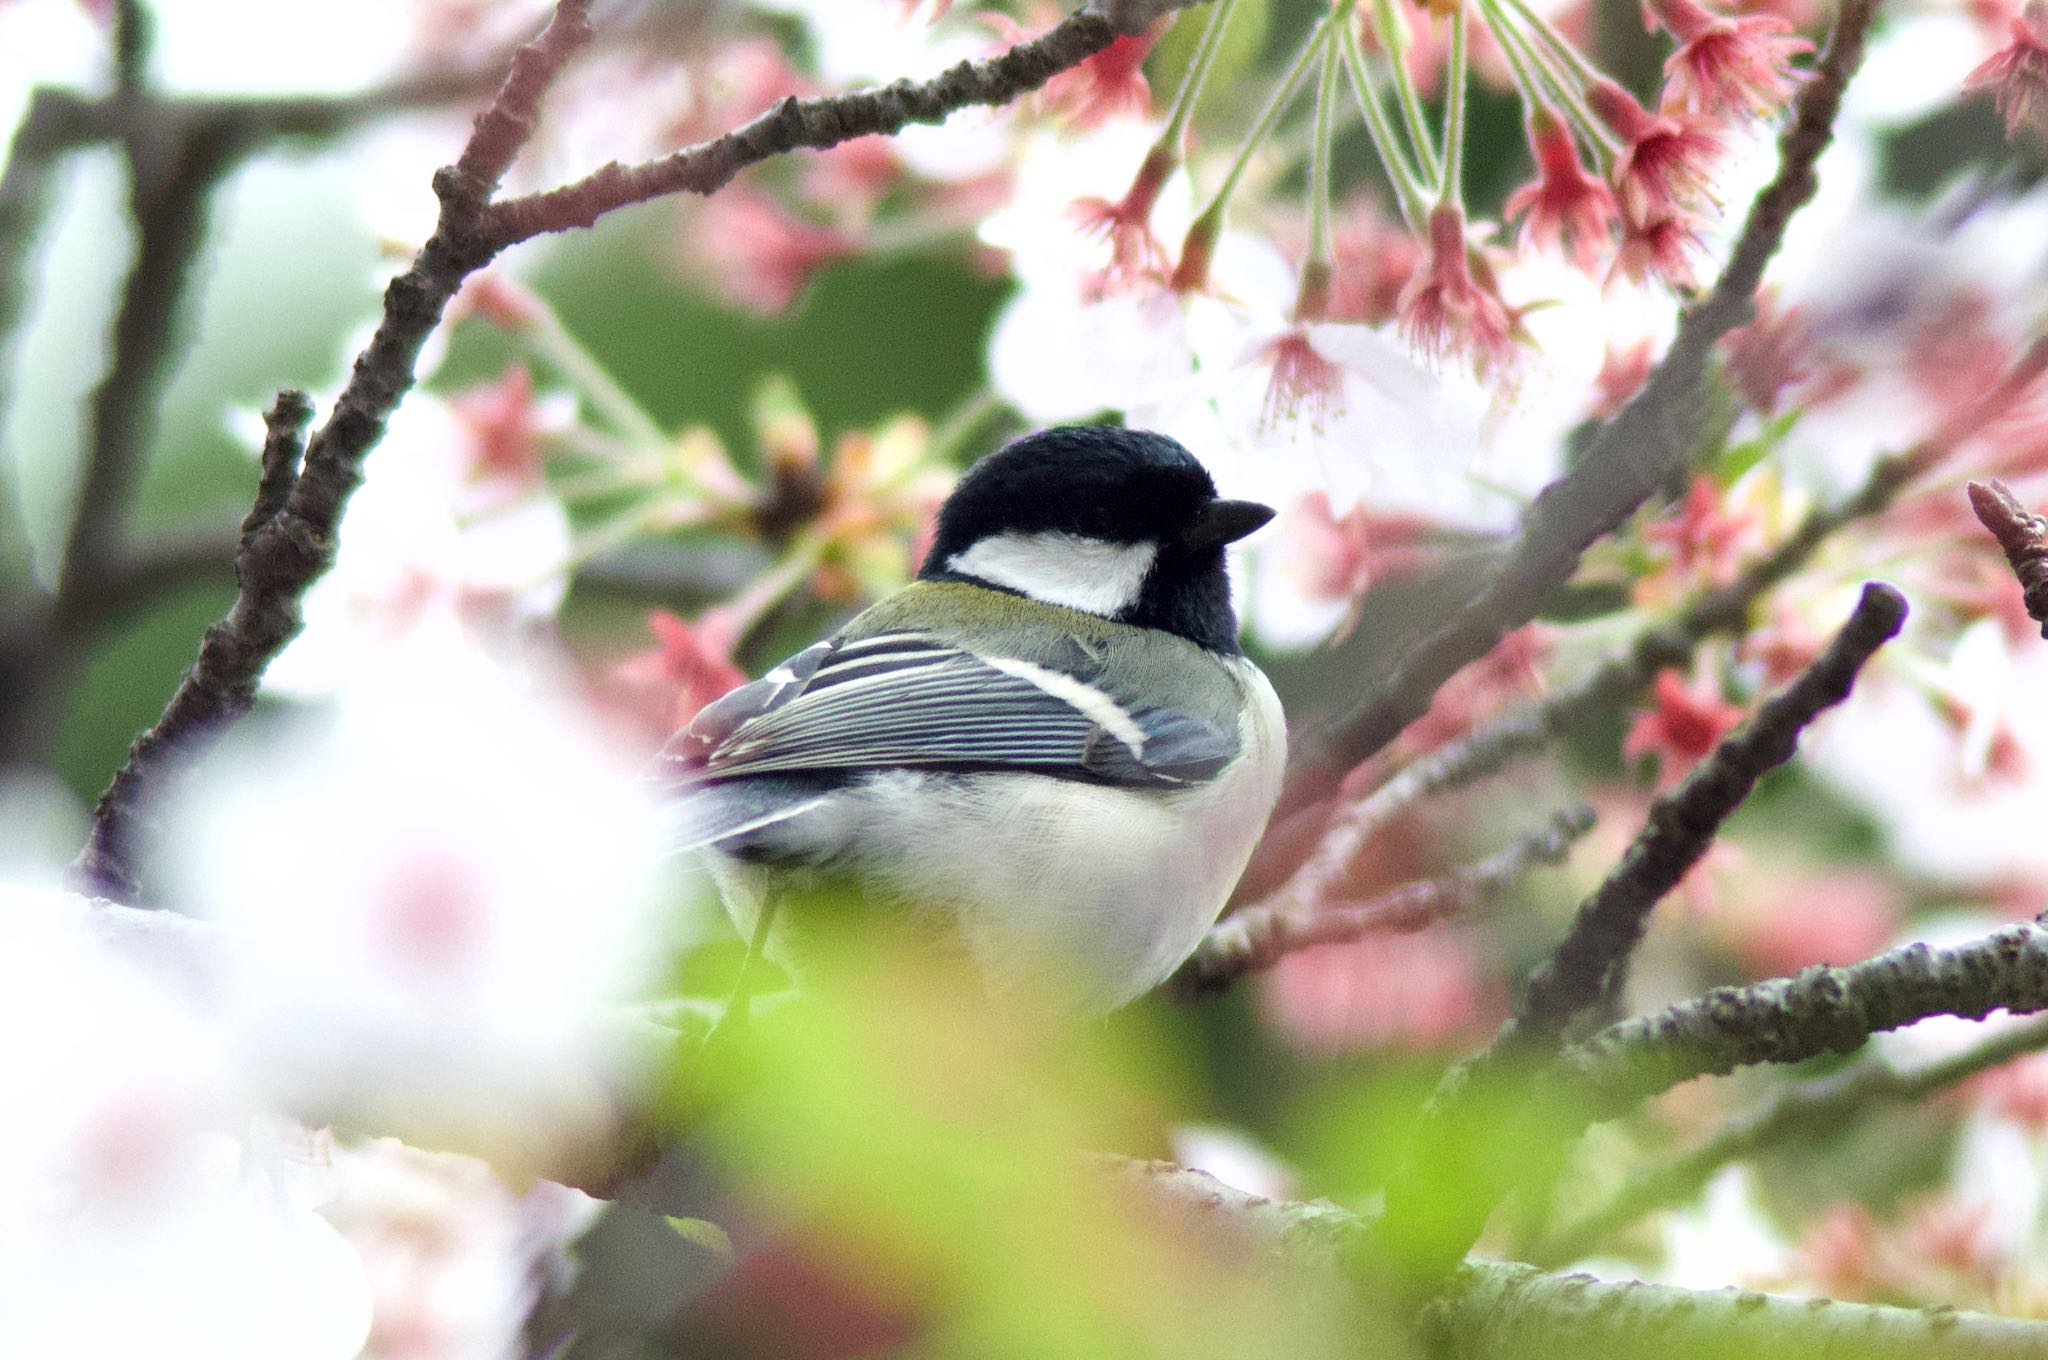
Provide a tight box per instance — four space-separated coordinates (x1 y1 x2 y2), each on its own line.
1588 78 1724 219
1646 0 1813 115
1398 203 1517 374
1966 0 2048 137
1504 109 1619 271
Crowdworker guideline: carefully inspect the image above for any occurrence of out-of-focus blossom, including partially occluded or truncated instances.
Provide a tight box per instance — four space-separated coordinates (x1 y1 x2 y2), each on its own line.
1623 668 1746 785
1717 867 1902 976
1593 337 1656 415
168 636 678 1181
322 1138 598 1360
1036 24 1157 128
0 889 371 1360
1642 1167 1794 1289
1261 925 1499 1055
1809 630 2048 883
1722 292 1816 416
1967 0 2048 138
1169 1125 1297 1202
263 381 575 700
1635 474 1767 604
695 188 861 314
605 607 748 744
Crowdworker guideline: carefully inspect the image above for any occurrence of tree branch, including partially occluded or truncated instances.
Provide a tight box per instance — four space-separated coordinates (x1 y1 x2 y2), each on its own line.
74 2 1201 899
1115 1162 2048 1360
1258 331 2048 924
1282 0 1879 798
1426 1259 2048 1360
482 3 1173 245
1565 919 2048 1119
1515 582 1907 1036
1175 804 1595 993
1536 1012 2048 1265
1967 478 2048 640
1364 582 1906 1297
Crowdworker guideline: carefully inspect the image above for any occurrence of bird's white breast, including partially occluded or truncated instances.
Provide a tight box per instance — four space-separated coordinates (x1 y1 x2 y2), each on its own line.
712 656 1286 1011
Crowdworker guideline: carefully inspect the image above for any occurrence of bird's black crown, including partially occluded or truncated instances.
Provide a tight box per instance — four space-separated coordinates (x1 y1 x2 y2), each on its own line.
920 425 1271 654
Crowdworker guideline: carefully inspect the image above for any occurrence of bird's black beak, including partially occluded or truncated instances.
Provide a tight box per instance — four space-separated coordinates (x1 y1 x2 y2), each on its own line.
1182 497 1276 549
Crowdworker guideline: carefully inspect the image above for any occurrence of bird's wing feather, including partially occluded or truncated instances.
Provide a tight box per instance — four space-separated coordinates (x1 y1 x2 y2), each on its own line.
657 630 1237 790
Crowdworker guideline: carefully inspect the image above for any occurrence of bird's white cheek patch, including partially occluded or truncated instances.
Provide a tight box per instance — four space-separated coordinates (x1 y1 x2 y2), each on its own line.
946 531 1157 616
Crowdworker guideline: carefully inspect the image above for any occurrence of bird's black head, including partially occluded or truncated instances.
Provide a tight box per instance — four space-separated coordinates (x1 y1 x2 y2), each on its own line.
919 425 1273 654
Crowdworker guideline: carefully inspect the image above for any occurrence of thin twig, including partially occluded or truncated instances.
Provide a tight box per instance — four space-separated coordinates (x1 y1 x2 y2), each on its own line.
1536 1012 2048 1265
1967 478 2048 639
1516 582 1908 1037
1280 0 1878 800
1176 805 1595 993
482 3 1188 245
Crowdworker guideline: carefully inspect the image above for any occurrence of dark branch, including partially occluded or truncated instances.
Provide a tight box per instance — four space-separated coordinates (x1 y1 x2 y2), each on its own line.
484 6 1144 245
1515 582 1907 1037
241 389 312 547
1536 1012 2048 1265
1967 478 2048 640
1283 0 1878 796
1176 805 1594 993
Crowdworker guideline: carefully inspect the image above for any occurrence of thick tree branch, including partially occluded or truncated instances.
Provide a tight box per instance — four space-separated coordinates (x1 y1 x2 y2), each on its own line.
1537 1012 2048 1265
1516 583 1907 1036
1426 1259 2048 1360
1176 804 1595 992
1282 0 1878 801
1968 478 2048 639
1116 1162 2048 1360
1565 919 2048 1118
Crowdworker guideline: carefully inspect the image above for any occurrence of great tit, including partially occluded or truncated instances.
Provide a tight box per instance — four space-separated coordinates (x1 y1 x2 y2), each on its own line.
657 425 1286 1011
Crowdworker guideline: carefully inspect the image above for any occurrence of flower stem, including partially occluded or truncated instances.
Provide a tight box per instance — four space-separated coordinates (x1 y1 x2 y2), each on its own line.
1372 0 1443 183
1305 20 1346 285
1180 12 1337 270
1160 0 1241 153
524 308 670 451
1439 0 1470 208
1480 0 1620 159
1340 15 1433 232
1503 0 1610 91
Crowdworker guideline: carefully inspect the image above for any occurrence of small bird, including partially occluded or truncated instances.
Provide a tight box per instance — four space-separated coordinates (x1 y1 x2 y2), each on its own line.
657 425 1286 1012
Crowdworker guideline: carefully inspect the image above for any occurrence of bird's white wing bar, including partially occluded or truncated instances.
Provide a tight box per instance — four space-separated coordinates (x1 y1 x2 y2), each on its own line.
657 632 1236 789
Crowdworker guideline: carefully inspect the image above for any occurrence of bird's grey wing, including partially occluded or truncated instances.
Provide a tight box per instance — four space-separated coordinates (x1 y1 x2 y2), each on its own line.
655 630 1239 798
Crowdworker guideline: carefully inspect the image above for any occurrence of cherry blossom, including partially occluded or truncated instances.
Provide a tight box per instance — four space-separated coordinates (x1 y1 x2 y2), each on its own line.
1504 108 1619 271
168 636 679 1181
1645 0 1812 116
262 386 574 700
1587 79 1724 220
0 889 370 1360
1966 0 2048 138
1623 668 1746 784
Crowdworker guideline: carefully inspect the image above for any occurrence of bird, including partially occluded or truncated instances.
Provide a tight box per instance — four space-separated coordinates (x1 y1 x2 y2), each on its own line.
655 424 1286 1013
